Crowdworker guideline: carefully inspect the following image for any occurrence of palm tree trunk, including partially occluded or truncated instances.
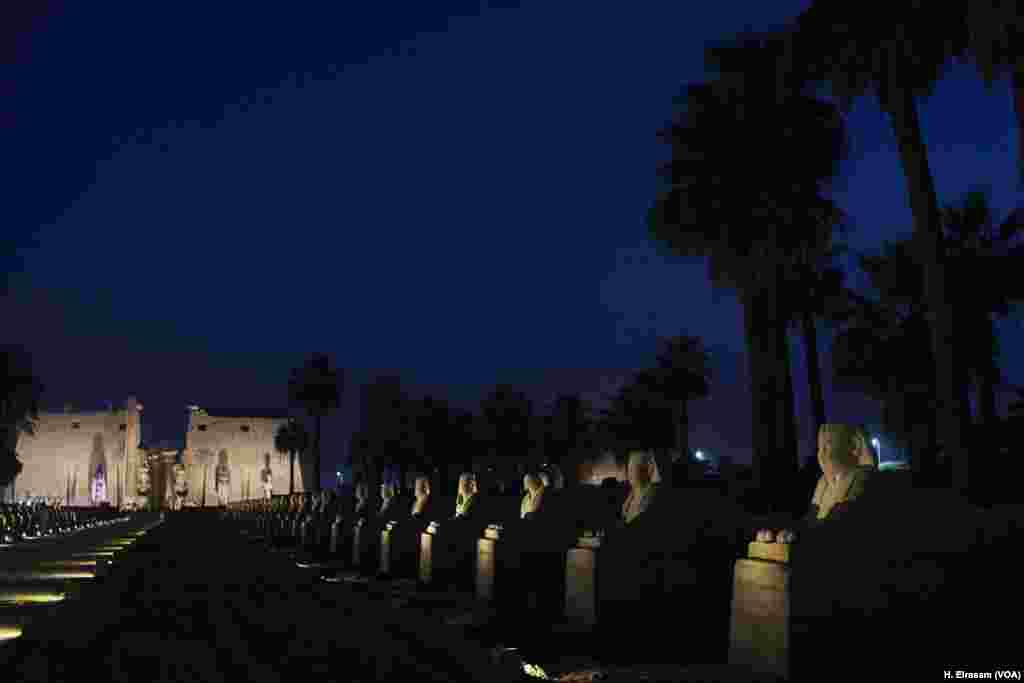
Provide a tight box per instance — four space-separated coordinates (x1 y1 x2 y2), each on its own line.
289 451 295 495
800 311 826 466
741 272 800 508
883 86 972 494
313 415 322 493
977 317 1000 431
778 312 799 482
670 399 688 487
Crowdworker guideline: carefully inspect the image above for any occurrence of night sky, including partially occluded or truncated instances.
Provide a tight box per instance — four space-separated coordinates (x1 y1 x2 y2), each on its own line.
4 2 1022 478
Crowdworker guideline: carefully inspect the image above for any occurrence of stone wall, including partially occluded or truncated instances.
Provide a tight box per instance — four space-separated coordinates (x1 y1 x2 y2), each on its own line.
184 410 303 505
9 397 142 506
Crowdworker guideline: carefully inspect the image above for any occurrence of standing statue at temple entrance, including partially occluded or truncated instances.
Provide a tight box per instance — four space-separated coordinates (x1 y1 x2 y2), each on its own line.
91 463 107 505
215 456 231 507
261 454 274 500
173 462 188 511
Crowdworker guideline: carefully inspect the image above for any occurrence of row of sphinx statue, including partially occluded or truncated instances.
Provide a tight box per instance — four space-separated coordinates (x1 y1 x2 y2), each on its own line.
226 421 880 553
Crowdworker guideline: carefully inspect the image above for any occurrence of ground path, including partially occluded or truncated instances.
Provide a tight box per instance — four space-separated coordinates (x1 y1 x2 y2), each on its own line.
1 510 519 683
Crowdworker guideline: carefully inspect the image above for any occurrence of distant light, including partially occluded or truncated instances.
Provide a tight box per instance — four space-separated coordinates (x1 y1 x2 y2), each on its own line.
695 450 704 461
336 472 341 477
871 438 880 449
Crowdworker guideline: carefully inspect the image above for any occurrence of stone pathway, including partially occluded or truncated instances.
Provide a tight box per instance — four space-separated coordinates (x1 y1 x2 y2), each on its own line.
1 514 160 645
0 511 519 683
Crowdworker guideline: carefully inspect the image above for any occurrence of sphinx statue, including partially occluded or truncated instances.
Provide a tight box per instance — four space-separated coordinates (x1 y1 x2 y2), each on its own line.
853 425 878 469
411 476 432 517
353 482 370 517
759 423 874 544
379 482 399 517
621 451 660 526
454 472 479 519
520 473 545 520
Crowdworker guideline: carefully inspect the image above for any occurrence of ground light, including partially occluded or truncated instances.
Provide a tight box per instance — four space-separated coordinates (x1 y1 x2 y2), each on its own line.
71 552 114 558
0 592 66 605
38 560 98 568
0 570 95 580
0 626 23 641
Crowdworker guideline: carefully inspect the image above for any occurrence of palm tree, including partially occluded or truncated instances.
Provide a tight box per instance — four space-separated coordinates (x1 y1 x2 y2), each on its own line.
0 346 43 493
597 370 675 457
544 393 592 485
288 354 341 493
648 31 847 493
941 189 1024 433
359 375 412 500
783 242 849 462
415 395 454 476
645 335 713 486
830 254 938 472
960 2 1024 185
274 418 310 495
479 384 534 473
787 1 985 491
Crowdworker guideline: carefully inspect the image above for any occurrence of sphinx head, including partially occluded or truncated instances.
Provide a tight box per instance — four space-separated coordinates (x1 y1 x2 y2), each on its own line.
626 451 659 489
414 476 431 500
523 473 544 496
817 424 861 480
457 472 478 499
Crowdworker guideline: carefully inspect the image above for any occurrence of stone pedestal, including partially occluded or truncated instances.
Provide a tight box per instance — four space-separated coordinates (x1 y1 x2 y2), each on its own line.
564 532 603 627
352 518 375 572
420 520 476 588
380 519 421 577
329 516 346 556
728 541 792 680
419 521 442 584
476 524 510 601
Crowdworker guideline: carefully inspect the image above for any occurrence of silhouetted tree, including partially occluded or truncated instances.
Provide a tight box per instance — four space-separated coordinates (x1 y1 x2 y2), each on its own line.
783 242 848 463
941 189 1024 434
649 31 846 493
789 1 992 491
645 335 713 485
0 346 43 491
274 418 310 495
598 370 675 456
543 393 593 484
479 384 534 473
831 265 938 473
288 353 341 493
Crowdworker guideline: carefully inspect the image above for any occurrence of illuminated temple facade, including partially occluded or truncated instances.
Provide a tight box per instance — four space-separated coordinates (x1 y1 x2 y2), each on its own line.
2 399 308 507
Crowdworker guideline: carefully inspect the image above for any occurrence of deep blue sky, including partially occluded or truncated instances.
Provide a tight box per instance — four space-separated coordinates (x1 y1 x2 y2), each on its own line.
4 2 1021 475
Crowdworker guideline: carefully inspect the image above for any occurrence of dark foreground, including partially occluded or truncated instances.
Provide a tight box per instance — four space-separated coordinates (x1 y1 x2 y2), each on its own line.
0 511 516 683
